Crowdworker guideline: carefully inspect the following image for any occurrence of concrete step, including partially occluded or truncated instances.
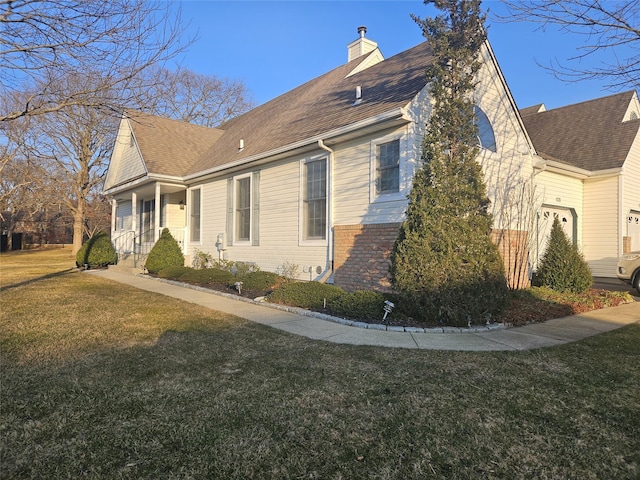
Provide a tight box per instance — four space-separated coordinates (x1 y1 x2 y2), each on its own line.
109 255 146 274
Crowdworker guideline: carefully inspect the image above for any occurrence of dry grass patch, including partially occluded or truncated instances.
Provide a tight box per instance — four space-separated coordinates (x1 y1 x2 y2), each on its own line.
1 249 639 479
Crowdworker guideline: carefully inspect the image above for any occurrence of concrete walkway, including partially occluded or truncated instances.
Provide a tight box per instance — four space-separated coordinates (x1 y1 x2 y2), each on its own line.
88 269 640 351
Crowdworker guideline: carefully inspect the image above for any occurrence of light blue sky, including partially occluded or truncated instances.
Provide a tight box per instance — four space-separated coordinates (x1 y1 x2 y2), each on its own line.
171 0 626 111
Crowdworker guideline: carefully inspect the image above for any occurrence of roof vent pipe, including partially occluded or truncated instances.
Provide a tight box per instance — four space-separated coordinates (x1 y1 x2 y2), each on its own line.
239 139 244 151
354 86 362 105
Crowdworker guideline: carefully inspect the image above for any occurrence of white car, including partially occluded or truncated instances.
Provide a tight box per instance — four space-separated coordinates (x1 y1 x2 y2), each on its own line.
616 251 640 294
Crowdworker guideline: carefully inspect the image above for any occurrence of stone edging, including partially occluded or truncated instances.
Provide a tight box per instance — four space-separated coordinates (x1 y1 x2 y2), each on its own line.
144 275 507 334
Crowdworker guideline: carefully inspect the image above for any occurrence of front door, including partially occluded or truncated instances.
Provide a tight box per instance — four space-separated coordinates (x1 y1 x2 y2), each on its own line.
141 199 155 243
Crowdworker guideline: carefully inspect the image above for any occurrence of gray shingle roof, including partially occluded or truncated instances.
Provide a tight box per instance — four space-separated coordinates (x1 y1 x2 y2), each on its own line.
127 112 224 177
128 42 434 178
521 91 640 171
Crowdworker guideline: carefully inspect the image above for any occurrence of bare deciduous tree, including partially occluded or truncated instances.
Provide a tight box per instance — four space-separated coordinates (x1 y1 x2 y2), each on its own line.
498 0 640 89
1 0 190 121
142 68 255 127
23 74 119 254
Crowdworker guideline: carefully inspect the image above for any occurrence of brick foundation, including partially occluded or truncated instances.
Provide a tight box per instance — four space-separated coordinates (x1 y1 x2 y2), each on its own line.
333 223 530 292
333 223 401 292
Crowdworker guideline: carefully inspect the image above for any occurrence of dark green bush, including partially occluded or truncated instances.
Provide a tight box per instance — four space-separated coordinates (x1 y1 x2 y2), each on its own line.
145 228 185 274
235 271 282 292
76 231 117 268
157 266 193 279
329 290 388 320
535 217 592 293
267 281 343 309
179 268 235 285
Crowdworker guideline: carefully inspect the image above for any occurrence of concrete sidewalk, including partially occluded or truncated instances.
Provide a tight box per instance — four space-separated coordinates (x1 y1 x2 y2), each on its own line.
88 269 640 351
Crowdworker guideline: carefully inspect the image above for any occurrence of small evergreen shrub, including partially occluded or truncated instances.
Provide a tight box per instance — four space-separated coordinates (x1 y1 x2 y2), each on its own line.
76 231 117 268
329 290 387 320
235 271 282 292
145 228 185 274
179 268 234 285
535 217 592 293
157 266 193 279
267 281 343 309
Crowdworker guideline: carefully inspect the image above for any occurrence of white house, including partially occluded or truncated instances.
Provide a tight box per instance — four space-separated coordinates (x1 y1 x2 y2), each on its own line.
103 28 545 291
522 91 640 278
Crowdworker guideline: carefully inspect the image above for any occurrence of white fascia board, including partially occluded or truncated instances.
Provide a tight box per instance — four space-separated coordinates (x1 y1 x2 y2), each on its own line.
103 173 185 196
184 107 409 182
544 159 622 179
482 40 537 155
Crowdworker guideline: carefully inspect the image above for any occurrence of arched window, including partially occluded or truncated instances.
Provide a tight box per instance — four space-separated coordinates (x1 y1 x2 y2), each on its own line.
474 106 497 152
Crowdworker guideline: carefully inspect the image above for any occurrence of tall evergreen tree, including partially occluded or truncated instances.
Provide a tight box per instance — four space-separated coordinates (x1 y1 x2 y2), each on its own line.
390 0 508 325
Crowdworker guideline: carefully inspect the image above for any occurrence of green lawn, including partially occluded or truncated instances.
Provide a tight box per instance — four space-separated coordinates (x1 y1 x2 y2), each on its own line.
1 249 639 479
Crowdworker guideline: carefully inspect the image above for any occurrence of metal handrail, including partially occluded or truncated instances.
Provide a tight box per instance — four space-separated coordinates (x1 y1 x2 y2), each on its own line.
134 228 155 268
111 230 136 260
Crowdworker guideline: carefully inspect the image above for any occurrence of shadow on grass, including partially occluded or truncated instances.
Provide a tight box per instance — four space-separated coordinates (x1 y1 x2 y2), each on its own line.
0 268 77 292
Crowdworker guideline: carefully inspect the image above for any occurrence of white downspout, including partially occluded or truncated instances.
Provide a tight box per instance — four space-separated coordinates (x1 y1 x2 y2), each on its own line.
318 139 334 283
154 183 161 243
111 199 117 236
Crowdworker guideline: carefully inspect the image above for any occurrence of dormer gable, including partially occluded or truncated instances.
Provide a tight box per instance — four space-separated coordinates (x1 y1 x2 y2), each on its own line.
622 91 640 122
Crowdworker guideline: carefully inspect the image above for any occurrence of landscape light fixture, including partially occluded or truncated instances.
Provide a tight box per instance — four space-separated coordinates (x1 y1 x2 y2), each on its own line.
382 300 395 321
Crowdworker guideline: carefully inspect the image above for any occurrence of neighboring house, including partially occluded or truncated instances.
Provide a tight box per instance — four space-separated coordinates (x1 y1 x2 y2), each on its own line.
103 28 540 291
521 91 640 277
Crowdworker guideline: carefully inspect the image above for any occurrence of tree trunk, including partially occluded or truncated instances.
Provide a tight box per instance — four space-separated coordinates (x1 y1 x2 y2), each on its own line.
72 203 85 256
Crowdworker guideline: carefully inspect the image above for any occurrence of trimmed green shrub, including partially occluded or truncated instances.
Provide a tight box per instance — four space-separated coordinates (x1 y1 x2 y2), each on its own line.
267 281 343 309
329 290 387 320
76 231 117 268
145 228 185 274
179 268 234 285
535 217 592 293
235 271 282 292
157 266 193 279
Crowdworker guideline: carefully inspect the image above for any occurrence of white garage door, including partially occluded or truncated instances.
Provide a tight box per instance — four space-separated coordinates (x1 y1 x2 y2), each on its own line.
534 206 575 267
628 211 640 251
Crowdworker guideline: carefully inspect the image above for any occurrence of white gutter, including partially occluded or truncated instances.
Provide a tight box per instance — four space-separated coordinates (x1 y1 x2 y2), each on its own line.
544 159 623 179
103 173 186 196
184 107 409 182
317 139 334 284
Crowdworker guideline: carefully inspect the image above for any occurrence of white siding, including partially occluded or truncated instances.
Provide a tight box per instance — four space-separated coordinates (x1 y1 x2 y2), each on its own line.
333 126 410 226
534 170 584 266
193 155 331 280
104 120 146 190
583 175 620 277
622 132 640 251
163 193 187 229
474 44 536 230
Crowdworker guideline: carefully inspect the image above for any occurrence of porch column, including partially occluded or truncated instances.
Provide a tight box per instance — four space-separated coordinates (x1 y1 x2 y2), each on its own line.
111 198 117 235
131 192 137 235
154 183 161 242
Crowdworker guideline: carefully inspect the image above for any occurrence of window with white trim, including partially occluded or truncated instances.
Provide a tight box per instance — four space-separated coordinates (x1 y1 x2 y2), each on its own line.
376 139 400 194
303 158 327 241
474 106 497 152
189 188 201 243
235 176 251 243
370 134 405 203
